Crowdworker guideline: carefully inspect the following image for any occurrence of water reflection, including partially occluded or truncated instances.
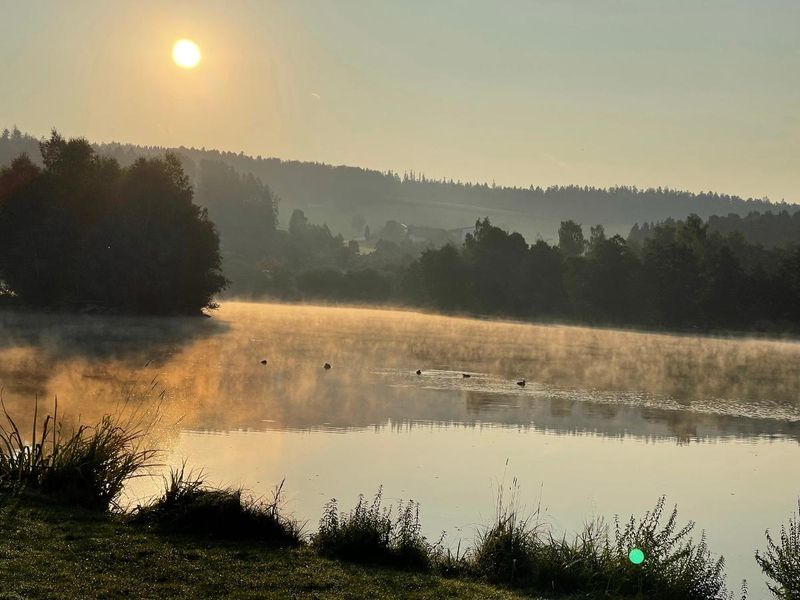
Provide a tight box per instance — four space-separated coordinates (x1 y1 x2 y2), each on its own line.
0 302 798 444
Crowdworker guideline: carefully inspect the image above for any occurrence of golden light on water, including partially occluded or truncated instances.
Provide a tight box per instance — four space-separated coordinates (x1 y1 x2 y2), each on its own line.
172 39 201 68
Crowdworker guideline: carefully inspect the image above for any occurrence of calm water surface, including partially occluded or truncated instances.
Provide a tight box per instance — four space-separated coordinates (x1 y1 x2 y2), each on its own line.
1 301 799 597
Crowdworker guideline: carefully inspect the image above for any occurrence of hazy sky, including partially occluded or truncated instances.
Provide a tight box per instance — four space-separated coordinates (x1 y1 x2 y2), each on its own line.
1 0 797 201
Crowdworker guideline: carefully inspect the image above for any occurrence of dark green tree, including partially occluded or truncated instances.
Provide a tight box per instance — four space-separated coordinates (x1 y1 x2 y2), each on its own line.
0 132 226 314
558 220 586 258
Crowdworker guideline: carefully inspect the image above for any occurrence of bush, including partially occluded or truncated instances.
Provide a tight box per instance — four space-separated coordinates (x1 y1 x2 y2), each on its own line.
133 465 301 546
471 491 731 600
756 501 800 599
0 400 155 510
609 496 730 600
313 488 439 569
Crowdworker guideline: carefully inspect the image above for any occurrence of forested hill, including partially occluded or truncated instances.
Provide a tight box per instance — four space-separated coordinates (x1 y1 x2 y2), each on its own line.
1 128 795 241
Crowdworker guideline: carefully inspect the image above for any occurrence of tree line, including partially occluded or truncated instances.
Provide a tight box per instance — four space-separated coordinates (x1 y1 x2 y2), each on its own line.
404 216 800 330
3 126 796 245
252 213 800 333
631 210 800 249
0 133 226 314
2 131 799 331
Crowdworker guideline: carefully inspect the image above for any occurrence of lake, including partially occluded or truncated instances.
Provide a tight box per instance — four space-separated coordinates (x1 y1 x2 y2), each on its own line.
1 301 798 596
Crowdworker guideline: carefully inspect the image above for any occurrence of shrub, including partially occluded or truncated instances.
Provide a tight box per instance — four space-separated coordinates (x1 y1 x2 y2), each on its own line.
0 400 155 510
756 501 800 599
471 491 731 600
313 487 438 569
133 465 301 546
610 496 730 600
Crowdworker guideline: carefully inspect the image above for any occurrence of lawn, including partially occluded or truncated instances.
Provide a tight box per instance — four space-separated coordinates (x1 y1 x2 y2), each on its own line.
0 496 530 600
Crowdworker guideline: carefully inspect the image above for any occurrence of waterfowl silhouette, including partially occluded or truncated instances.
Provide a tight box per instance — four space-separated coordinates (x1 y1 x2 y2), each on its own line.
416 369 422 375
323 363 332 370
517 379 526 387
462 373 471 378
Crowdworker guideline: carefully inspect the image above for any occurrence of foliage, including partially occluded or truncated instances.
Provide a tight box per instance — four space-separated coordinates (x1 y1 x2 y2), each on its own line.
0 400 155 510
132 465 302 546
0 132 226 314
195 159 278 296
313 488 440 569
610 496 729 599
558 220 587 258
473 491 732 600
756 501 800 598
406 215 800 331
632 210 800 250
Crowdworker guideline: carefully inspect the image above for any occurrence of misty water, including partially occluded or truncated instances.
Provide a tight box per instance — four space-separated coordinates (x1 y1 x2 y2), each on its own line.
1 301 799 595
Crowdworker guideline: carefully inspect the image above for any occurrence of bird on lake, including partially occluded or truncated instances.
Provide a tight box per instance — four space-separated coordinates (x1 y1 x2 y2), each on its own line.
462 373 471 378
517 379 526 387
260 359 268 365
416 369 422 375
324 362 332 370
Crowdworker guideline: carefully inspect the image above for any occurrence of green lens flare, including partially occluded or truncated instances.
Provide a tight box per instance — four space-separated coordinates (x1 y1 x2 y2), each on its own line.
629 548 645 565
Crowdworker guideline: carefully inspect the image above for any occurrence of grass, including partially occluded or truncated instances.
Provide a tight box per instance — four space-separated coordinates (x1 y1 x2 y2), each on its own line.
471 491 733 600
756 501 800 599
132 464 302 546
0 399 156 510
473 478 539 585
0 493 527 600
313 487 441 569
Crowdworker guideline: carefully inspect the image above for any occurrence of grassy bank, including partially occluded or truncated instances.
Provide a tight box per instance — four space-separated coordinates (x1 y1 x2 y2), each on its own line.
0 494 527 600
0 406 795 599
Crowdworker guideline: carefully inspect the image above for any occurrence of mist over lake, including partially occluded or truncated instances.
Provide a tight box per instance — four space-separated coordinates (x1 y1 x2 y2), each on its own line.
1 301 798 594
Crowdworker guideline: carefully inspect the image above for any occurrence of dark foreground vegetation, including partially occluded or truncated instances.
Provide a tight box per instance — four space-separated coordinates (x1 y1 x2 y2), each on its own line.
132 466 302 545
0 497 516 600
0 406 797 599
0 132 226 315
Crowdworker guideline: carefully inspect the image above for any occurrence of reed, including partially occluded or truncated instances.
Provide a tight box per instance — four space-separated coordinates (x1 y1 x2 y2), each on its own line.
472 477 539 585
0 397 155 510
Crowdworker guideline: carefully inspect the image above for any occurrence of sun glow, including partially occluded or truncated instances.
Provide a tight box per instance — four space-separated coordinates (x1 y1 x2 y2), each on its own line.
172 39 201 68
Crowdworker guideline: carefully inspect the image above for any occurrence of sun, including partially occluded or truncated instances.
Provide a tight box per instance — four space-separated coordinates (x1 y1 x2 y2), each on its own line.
172 39 201 69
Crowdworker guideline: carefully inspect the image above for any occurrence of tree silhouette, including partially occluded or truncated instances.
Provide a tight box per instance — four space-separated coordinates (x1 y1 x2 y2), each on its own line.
558 220 586 258
0 132 226 314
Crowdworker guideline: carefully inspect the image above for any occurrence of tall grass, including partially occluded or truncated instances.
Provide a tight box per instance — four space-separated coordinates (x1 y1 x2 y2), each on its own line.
756 501 800 599
313 487 441 569
133 465 302 546
473 477 540 584
471 492 732 599
0 398 156 510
